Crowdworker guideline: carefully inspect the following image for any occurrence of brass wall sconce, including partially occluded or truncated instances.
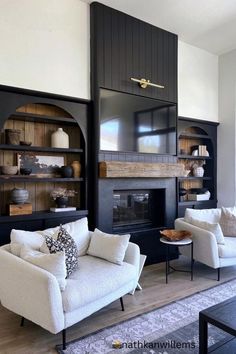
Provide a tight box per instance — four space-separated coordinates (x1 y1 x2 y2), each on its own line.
130 77 164 89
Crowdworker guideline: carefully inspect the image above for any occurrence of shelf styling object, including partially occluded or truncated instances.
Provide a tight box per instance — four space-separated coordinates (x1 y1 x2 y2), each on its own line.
160 229 192 241
55 196 69 208
51 188 77 208
179 188 187 202
50 206 76 212
10 188 29 204
9 203 32 216
60 166 73 178
51 128 69 148
1 165 18 175
5 129 21 145
71 160 81 178
193 166 204 177
20 140 32 146
188 193 210 201
20 167 32 175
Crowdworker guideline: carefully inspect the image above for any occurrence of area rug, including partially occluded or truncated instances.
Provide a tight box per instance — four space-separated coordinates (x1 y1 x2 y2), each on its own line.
56 279 236 354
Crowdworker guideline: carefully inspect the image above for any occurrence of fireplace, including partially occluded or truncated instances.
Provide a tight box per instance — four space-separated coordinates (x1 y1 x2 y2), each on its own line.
113 189 165 231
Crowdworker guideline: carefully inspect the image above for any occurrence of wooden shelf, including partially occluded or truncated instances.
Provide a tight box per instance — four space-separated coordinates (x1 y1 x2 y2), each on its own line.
10 112 77 126
178 176 212 180
178 199 216 206
178 155 212 160
0 209 88 223
0 144 83 153
0 176 83 182
179 133 212 140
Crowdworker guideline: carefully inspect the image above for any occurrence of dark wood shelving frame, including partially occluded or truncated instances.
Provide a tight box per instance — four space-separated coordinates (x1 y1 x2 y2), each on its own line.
0 176 83 182
178 155 212 160
0 84 90 246
10 112 78 126
177 117 219 217
0 144 83 153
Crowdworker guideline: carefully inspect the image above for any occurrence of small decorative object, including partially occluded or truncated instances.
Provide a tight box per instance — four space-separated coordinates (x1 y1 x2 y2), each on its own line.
71 160 81 177
192 160 205 177
9 203 32 216
11 188 29 204
5 129 21 145
1 165 18 175
60 165 73 178
18 153 64 177
20 140 32 146
179 188 187 202
192 149 198 156
180 148 186 155
160 229 192 241
50 188 77 208
183 169 191 177
51 128 69 148
193 166 204 177
20 167 32 175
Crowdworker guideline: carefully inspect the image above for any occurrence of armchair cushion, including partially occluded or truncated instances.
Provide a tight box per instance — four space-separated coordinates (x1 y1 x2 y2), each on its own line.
87 228 130 265
20 246 67 291
42 225 79 277
61 255 136 312
184 208 221 223
10 229 44 256
220 207 236 237
187 217 225 244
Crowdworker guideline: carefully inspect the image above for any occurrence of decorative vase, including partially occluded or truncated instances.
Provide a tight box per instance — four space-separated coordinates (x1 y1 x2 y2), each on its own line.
55 196 69 208
193 166 204 177
51 128 69 148
11 188 29 204
71 160 81 178
60 166 73 178
5 129 21 145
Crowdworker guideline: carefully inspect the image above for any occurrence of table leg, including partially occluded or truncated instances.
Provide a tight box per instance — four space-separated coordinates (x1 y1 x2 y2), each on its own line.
166 244 169 284
191 242 194 281
199 313 208 354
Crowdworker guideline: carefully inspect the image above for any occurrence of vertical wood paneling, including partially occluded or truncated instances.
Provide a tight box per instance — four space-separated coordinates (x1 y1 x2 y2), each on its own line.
91 2 177 103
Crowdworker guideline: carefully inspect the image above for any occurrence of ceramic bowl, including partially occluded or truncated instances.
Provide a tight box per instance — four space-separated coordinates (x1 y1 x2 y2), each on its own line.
1 165 18 175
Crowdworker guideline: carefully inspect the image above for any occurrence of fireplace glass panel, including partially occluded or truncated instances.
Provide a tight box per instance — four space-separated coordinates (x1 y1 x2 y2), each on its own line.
113 189 165 230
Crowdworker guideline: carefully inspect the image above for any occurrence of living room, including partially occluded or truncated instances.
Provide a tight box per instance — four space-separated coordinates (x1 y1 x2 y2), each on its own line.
0 0 236 353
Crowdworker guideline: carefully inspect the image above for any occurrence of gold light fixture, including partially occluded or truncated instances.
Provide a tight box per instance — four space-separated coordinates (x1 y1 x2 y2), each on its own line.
130 77 164 89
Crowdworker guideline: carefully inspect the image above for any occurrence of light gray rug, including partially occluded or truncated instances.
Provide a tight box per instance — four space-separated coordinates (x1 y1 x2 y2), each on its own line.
56 279 236 354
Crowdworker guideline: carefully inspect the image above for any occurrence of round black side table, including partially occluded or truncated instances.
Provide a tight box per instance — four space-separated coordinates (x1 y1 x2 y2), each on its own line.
160 237 193 284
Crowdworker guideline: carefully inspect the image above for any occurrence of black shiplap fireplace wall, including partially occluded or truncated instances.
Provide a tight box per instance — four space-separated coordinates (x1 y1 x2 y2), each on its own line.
98 177 177 265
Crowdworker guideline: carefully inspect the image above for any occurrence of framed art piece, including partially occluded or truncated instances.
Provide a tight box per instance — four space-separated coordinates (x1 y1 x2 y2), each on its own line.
17 153 64 177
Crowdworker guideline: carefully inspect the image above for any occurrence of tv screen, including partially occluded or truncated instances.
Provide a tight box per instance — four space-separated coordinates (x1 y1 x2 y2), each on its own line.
99 88 177 154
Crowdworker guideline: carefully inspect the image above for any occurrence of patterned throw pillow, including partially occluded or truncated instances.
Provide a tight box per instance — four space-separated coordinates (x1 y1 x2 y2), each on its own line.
45 225 78 277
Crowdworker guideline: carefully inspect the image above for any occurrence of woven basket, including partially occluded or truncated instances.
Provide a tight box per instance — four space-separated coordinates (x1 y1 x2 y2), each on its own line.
160 229 191 241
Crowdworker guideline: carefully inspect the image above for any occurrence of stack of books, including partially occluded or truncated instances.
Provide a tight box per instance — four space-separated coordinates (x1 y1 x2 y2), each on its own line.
198 145 209 156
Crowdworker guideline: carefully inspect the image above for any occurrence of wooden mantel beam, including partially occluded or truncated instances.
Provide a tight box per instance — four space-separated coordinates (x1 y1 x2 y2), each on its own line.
99 161 186 178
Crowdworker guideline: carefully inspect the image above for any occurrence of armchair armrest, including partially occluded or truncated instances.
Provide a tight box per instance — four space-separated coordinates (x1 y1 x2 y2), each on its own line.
175 218 219 268
0 246 64 334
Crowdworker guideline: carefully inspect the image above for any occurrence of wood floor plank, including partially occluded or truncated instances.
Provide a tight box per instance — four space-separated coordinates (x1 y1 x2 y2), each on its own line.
0 258 236 354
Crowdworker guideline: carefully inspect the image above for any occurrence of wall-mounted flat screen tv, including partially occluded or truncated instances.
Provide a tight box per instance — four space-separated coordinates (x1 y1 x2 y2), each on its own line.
99 88 177 154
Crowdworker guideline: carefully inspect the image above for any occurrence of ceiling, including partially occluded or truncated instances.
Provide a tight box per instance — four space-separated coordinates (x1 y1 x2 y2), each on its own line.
82 0 236 55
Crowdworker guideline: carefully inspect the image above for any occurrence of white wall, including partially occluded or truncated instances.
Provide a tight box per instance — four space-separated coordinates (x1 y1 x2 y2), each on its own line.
218 49 236 207
0 0 90 99
178 41 218 122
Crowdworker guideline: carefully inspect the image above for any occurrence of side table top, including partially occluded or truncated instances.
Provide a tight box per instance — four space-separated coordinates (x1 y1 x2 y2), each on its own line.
160 237 192 246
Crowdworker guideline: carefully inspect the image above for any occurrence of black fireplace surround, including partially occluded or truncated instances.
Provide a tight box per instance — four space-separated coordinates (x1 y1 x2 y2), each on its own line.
98 177 177 265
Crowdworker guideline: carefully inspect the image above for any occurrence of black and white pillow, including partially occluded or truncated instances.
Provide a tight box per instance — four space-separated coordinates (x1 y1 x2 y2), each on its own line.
45 225 78 277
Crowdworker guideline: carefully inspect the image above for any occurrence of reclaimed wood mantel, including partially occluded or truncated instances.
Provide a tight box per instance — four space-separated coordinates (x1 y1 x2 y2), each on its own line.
99 161 186 178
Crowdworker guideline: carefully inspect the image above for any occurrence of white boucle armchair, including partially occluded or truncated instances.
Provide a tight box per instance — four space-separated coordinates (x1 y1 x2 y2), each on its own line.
175 207 236 281
0 240 140 349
